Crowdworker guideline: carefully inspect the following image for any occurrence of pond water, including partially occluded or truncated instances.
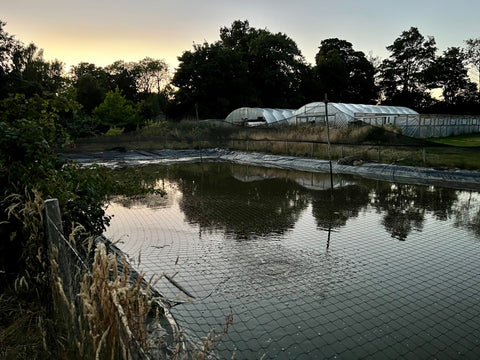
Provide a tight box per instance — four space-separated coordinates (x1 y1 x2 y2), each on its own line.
104 162 480 359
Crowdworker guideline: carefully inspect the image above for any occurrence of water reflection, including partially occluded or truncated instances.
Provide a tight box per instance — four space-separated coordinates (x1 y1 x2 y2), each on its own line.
177 164 310 239
108 163 480 241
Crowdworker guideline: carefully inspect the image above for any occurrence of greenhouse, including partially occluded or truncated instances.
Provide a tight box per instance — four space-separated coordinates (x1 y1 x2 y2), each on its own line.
225 103 418 128
292 102 419 128
225 107 296 126
224 102 480 137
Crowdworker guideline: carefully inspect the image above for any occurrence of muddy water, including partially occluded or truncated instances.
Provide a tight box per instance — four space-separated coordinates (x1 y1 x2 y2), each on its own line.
105 163 480 359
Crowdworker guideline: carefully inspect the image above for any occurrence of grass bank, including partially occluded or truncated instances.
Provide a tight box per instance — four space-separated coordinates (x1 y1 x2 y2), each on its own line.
62 121 480 171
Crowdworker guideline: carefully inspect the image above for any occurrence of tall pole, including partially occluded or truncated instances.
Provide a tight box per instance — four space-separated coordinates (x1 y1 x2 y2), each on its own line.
325 94 334 200
195 103 203 163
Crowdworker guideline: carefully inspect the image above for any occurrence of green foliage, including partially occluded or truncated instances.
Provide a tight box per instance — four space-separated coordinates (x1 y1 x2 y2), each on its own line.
427 47 477 107
172 20 308 119
63 115 98 138
93 87 139 131
314 38 378 103
140 120 170 136
73 72 107 115
104 126 124 136
0 93 110 276
379 27 437 109
465 38 480 87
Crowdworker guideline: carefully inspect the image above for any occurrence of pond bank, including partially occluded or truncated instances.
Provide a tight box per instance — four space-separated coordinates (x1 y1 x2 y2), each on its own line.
63 148 480 191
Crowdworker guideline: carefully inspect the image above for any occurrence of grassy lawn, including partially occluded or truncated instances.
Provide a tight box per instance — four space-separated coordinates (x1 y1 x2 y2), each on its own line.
428 133 480 147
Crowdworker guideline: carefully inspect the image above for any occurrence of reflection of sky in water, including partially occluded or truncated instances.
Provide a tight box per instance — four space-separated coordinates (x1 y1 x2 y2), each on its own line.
104 163 480 359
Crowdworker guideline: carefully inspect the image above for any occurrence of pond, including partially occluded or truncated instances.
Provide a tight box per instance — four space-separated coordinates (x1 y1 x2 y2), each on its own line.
104 162 480 359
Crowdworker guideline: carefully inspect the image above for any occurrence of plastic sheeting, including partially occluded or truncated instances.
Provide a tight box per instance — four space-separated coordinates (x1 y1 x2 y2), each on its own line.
64 149 480 191
225 107 296 126
292 102 418 128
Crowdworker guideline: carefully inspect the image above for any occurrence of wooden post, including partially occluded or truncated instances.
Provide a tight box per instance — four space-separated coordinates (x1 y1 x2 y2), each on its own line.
423 148 426 164
45 198 63 234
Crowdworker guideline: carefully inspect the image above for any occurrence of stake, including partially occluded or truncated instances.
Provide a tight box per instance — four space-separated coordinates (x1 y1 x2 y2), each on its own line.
325 94 334 200
195 103 203 163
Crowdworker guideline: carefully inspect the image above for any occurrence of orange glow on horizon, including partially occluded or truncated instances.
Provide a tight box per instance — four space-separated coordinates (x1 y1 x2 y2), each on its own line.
5 20 187 70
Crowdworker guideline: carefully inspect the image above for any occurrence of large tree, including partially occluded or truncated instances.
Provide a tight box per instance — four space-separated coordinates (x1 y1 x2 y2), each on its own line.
465 38 480 93
314 38 377 103
172 20 308 119
70 62 110 114
379 27 437 109
104 60 139 102
173 41 247 118
134 57 170 94
0 22 66 99
430 47 477 107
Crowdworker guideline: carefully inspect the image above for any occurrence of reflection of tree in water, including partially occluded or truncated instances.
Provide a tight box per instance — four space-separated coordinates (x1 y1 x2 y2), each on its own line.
107 162 480 241
452 192 480 238
371 183 458 240
175 163 310 239
311 184 371 231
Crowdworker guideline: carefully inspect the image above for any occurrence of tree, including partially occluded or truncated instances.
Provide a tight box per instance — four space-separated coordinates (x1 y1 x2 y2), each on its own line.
172 20 309 119
134 57 170 94
173 42 247 118
0 20 22 98
70 62 109 114
314 38 377 103
104 60 139 102
247 28 307 108
379 27 437 109
0 22 66 99
92 87 138 131
465 38 480 93
430 47 477 107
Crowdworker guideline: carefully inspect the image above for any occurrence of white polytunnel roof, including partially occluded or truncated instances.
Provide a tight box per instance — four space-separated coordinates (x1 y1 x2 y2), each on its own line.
225 103 418 127
225 107 296 126
294 102 418 118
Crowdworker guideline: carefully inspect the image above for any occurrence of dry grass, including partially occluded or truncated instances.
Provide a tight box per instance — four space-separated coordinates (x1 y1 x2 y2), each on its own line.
74 242 155 359
1 189 231 359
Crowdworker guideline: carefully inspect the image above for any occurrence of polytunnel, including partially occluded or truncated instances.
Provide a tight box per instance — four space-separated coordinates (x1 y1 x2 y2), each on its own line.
225 107 296 126
291 102 418 128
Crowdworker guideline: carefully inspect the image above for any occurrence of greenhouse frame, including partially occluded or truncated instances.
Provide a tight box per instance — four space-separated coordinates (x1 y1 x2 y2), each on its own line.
225 102 480 138
225 107 296 126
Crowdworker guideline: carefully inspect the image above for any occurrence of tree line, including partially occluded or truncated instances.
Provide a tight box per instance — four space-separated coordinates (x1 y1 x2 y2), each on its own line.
1 19 480 136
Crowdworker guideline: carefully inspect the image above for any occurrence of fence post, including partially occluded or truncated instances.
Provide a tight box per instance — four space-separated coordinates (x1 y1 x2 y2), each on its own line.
311 142 315 157
378 147 381 162
44 199 75 302
43 198 65 358
45 198 63 234
423 148 426 164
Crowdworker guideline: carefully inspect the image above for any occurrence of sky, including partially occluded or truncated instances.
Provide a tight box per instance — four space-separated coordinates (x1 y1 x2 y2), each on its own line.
3 0 480 73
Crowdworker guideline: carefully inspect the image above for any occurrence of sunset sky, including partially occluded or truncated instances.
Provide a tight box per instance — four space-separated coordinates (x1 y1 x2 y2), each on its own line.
3 0 480 73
